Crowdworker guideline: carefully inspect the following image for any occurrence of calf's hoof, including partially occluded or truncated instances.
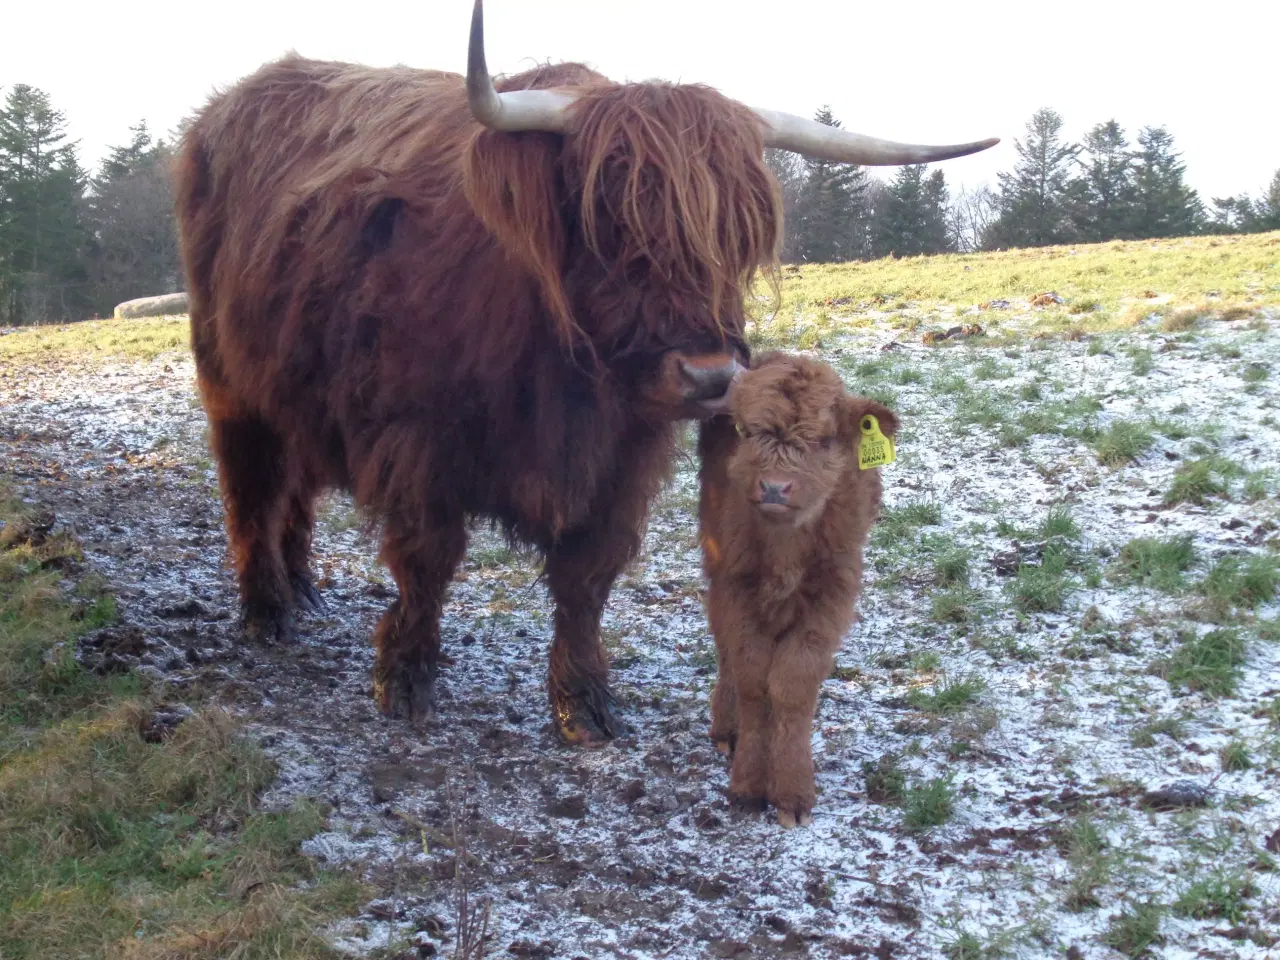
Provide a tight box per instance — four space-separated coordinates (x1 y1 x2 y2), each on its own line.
241 602 294 645
776 808 814 829
291 573 326 615
551 686 627 747
373 661 438 723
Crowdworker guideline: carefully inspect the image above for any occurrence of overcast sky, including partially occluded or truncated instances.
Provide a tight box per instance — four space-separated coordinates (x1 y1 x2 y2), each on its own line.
6 0 1277 200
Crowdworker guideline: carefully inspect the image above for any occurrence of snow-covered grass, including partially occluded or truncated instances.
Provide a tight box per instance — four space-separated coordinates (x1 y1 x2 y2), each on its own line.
1 233 1278 958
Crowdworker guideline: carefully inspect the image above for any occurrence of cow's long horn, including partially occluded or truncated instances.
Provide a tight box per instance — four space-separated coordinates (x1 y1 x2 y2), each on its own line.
753 107 999 166
466 0 576 132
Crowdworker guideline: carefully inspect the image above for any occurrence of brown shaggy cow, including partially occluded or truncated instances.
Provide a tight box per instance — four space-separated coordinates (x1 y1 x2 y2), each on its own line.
698 353 898 825
173 0 992 744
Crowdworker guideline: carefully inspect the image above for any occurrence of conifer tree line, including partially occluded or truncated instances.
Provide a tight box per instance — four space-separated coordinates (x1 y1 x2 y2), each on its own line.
2 84 1279 326
771 105 1280 264
0 85 179 326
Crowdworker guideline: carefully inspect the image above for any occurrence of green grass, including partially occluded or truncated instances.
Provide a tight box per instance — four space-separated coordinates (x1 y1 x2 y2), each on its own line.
0 483 362 959
1009 542 1074 614
756 233 1279 337
1112 535 1196 592
902 775 956 832
906 673 986 715
1040 505 1080 541
1063 811 1109 911
1173 870 1255 924
1155 628 1248 697
1129 347 1155 376
0 315 190 362
874 499 943 543
1197 553 1280 616
1102 901 1165 957
862 754 906 805
1220 740 1253 772
1164 457 1240 505
1091 420 1155 466
931 588 977 623
1241 361 1270 384
1130 716 1185 748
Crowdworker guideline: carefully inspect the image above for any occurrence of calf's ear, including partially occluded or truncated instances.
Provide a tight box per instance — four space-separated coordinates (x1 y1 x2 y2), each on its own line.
841 396 900 443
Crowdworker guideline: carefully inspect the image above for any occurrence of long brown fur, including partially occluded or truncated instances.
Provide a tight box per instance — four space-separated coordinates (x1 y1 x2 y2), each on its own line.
698 352 898 825
174 55 782 742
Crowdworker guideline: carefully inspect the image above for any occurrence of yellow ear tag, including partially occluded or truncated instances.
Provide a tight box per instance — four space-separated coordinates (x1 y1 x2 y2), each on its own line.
734 421 745 437
858 414 895 470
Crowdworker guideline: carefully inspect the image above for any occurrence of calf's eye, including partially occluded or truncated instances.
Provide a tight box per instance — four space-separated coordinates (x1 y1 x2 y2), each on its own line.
819 436 835 450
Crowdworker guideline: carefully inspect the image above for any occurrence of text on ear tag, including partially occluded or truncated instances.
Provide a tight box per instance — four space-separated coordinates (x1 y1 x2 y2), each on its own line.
858 414 896 470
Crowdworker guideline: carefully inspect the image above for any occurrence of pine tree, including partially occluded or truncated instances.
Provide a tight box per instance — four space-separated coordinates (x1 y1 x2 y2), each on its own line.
764 148 807 262
0 85 88 324
869 165 952 258
1130 126 1204 238
983 108 1078 249
83 120 181 312
791 106 870 262
1210 168 1280 234
1071 120 1137 242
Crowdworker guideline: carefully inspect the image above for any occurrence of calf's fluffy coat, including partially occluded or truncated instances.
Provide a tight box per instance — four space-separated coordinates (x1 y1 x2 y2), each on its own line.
698 352 897 826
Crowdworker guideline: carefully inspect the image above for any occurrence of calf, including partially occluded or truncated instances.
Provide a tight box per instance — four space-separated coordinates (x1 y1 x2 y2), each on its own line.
698 352 898 827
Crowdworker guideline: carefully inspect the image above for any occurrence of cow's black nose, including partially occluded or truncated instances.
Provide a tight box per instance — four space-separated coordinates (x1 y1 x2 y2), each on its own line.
678 356 741 402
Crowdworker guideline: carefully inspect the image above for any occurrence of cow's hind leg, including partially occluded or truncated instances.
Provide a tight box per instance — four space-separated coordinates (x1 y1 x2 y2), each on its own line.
282 487 324 614
372 513 467 722
207 409 296 643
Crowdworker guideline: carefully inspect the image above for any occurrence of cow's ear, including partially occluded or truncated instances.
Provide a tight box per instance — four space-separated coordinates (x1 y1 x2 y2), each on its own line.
840 396 900 445
463 130 578 347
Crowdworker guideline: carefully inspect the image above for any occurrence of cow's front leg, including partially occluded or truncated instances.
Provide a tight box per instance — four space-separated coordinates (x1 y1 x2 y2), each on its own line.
543 523 635 746
372 511 467 723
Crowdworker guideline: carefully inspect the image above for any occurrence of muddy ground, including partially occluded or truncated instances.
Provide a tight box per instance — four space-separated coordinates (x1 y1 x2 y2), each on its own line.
2 310 1278 959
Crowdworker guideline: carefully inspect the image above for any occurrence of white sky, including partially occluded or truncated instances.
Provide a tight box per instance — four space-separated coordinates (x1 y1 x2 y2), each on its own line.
6 0 1278 200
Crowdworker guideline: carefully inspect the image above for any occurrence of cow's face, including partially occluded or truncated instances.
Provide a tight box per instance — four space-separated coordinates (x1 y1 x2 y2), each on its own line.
464 79 780 422
555 83 781 422
726 355 898 527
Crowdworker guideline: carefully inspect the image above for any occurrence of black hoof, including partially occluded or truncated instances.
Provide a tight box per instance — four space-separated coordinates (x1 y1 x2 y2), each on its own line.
241 602 294 644
373 660 438 723
728 790 768 813
291 573 326 615
552 685 629 747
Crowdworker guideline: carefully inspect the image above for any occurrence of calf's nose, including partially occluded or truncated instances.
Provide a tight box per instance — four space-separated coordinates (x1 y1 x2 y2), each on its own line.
759 480 793 505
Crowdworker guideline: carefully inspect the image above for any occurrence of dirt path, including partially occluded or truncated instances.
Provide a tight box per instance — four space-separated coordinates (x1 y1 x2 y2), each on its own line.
2 316 1278 959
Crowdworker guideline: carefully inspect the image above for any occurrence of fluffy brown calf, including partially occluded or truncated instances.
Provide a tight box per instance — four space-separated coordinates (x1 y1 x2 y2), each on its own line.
698 352 898 827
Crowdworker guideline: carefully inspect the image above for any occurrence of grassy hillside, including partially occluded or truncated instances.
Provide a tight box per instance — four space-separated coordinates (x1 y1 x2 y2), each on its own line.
1 231 1276 364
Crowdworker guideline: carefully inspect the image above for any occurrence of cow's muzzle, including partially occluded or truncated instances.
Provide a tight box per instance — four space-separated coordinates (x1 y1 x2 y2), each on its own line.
678 355 743 416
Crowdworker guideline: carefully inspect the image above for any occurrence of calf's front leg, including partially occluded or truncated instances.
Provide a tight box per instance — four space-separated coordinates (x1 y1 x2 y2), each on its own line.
766 629 840 828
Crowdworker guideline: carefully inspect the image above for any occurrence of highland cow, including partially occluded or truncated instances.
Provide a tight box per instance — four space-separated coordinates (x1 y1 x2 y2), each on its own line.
699 353 898 825
173 0 992 744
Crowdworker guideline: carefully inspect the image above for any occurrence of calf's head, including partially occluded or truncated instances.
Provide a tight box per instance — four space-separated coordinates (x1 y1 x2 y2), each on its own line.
727 353 898 525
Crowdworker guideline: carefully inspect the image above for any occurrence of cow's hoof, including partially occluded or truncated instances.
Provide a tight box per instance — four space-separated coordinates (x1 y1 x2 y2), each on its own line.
776 808 814 829
241 603 294 644
373 663 437 723
291 573 326 615
552 687 627 747
727 790 767 813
